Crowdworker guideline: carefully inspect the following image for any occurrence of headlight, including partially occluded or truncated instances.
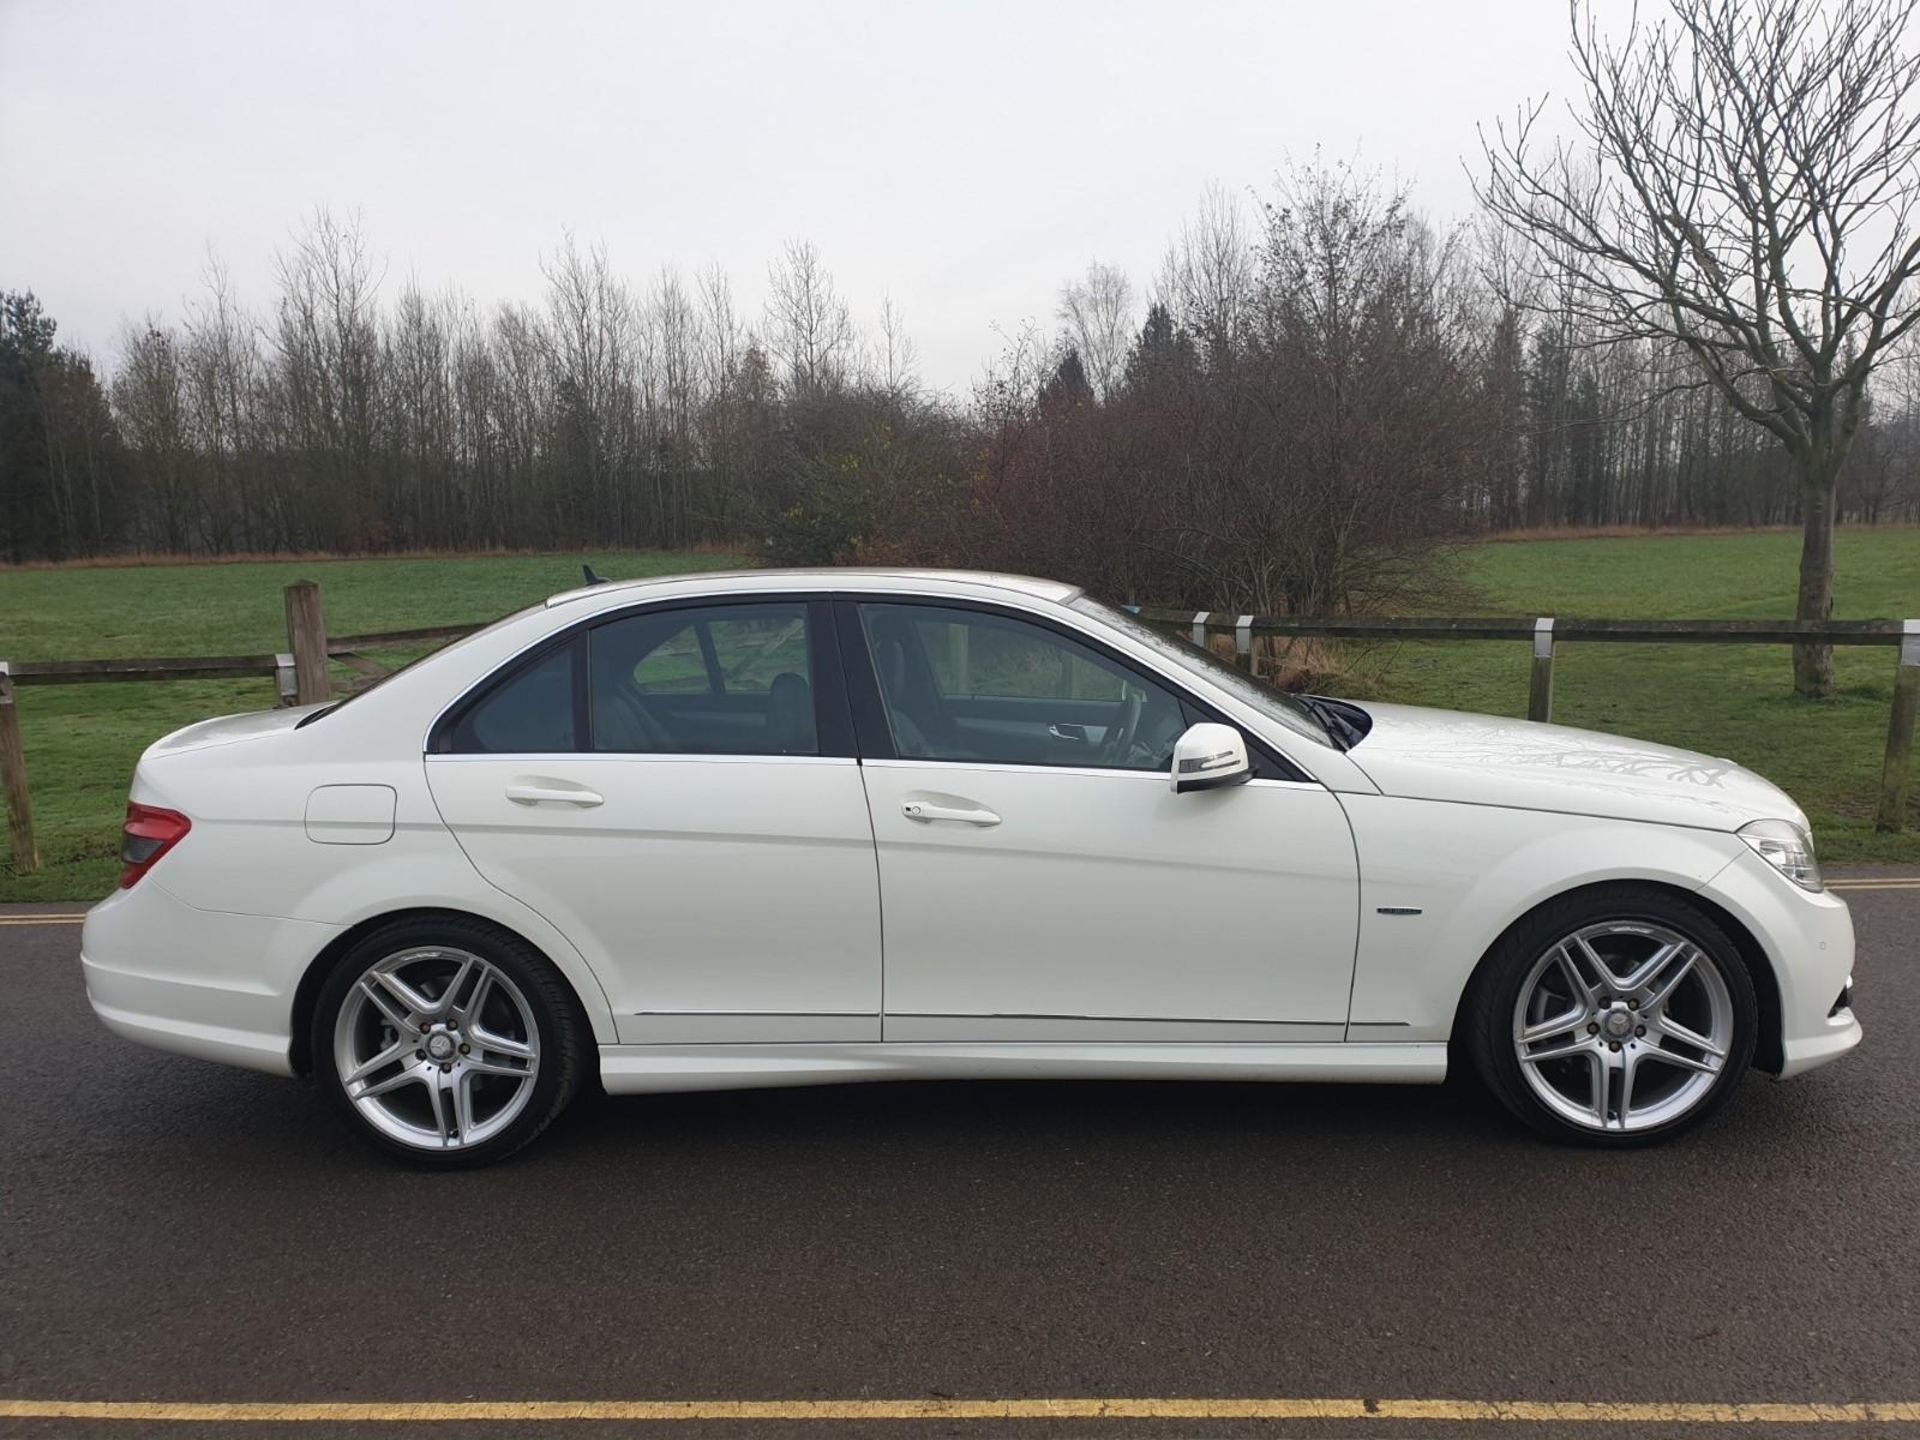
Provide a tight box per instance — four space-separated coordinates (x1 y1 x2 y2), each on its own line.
1738 818 1823 892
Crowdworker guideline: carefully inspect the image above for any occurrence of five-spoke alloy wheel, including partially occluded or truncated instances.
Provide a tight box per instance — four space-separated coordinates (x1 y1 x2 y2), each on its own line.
1469 886 1757 1145
314 918 583 1167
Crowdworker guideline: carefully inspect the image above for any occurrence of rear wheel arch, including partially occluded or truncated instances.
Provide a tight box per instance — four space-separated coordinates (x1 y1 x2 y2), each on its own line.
1448 879 1784 1078
290 908 599 1077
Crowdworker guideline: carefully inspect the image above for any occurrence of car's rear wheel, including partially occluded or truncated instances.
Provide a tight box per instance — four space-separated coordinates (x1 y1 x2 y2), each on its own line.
313 918 584 1167
1468 886 1757 1145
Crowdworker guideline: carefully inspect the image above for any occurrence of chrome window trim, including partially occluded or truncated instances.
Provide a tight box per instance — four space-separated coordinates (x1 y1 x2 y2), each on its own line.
424 591 841 759
858 757 1324 789
837 591 1326 786
424 751 857 767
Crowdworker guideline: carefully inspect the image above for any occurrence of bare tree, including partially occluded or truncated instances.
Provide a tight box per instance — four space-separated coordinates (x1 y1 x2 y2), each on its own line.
646 266 699 545
873 293 920 398
1479 0 1920 696
764 240 856 396
1159 184 1257 352
182 254 265 550
114 319 195 552
541 233 637 537
1056 261 1136 399
272 208 384 548
385 281 457 545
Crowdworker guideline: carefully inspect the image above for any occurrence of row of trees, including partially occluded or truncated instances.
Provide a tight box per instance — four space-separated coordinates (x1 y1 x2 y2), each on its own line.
3 226 955 562
7 184 1915 571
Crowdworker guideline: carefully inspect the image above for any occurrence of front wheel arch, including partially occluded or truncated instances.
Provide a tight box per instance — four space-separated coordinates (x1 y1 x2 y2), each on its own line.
290 908 597 1078
1447 879 1784 1081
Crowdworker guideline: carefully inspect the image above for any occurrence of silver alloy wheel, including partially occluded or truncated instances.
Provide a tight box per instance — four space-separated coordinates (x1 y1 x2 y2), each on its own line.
333 946 540 1151
1512 921 1733 1133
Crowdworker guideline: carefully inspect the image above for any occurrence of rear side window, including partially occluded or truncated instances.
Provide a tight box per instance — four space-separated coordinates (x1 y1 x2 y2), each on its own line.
590 603 818 755
445 642 580 753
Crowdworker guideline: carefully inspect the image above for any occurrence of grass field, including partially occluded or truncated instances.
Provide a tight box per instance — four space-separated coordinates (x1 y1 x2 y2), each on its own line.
1 530 1916 902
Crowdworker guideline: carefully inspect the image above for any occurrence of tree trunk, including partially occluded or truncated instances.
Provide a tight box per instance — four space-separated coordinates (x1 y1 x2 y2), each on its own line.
1793 467 1837 698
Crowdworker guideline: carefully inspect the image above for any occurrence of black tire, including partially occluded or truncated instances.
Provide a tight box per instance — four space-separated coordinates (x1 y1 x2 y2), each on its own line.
312 916 585 1168
1465 884 1758 1147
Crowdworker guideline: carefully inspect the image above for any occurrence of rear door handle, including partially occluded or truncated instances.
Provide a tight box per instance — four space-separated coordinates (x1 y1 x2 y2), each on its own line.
506 782 604 808
902 800 1001 826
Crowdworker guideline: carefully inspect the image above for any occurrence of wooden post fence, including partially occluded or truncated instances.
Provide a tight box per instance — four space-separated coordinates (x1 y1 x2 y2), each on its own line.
0 663 37 874
283 580 331 705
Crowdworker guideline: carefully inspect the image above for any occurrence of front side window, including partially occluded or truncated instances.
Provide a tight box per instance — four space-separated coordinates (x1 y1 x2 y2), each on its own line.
858 603 1184 771
591 603 817 755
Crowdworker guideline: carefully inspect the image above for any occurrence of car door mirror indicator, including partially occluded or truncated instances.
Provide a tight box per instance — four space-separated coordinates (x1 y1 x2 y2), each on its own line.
1171 722 1252 794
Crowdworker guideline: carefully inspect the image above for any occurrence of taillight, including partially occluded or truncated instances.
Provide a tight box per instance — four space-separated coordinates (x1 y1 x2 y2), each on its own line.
119 803 191 889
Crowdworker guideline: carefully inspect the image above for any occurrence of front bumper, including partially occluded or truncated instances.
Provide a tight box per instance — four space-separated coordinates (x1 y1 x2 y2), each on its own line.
1702 848 1861 1079
82 879 342 1077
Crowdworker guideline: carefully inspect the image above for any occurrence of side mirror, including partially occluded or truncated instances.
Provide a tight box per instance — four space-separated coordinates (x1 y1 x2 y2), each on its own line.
1170 722 1252 794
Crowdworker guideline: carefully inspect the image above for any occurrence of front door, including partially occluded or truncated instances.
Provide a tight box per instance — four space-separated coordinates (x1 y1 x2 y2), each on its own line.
845 600 1360 1043
426 598 882 1043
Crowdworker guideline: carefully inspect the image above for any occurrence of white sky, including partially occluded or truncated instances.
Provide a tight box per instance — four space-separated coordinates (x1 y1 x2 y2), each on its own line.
0 0 1571 392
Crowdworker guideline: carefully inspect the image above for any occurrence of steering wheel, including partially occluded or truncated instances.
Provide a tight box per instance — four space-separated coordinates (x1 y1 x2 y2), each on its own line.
1099 688 1144 767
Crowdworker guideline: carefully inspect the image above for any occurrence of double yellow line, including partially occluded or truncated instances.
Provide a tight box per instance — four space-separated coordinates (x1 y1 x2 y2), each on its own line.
1 1397 1918 1425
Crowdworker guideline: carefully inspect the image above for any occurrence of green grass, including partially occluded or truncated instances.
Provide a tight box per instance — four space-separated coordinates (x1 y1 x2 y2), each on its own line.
1334 528 1920 867
0 551 749 901
0 530 1916 902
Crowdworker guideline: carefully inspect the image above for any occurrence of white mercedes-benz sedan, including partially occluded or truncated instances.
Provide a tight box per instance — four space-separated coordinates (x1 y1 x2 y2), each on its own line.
82 568 1860 1165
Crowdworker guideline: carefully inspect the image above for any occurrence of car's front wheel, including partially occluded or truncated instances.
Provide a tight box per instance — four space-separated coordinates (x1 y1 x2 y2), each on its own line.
313 918 584 1167
1467 885 1757 1145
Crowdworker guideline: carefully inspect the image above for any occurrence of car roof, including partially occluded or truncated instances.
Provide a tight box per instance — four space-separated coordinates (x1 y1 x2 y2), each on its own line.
545 567 1083 609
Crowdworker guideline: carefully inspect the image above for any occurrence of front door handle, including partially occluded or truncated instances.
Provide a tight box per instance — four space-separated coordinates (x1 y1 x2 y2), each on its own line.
506 781 604 807
902 799 1001 826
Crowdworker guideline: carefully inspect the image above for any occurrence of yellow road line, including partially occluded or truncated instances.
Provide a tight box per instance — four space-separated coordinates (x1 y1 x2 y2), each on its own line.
0 914 86 925
3 1397 1920 1424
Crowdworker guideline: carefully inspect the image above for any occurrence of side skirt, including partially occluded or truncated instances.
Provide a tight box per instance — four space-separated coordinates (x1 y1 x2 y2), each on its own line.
597 1041 1447 1096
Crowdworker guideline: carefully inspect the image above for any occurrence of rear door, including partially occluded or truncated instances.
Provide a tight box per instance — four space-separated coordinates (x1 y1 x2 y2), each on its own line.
425 597 883 1043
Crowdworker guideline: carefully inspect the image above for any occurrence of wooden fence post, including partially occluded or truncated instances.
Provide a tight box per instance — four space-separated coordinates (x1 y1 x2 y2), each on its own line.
1875 619 1919 835
283 581 331 706
0 663 38 874
1528 618 1556 723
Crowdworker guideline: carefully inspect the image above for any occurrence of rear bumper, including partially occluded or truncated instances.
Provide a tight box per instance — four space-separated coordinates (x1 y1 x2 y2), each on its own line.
81 880 342 1077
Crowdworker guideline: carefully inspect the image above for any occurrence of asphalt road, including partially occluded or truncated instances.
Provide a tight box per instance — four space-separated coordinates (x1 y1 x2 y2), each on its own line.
1 874 1916 1440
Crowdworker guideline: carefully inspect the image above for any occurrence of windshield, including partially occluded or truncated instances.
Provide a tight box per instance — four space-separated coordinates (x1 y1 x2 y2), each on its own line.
1070 596 1336 748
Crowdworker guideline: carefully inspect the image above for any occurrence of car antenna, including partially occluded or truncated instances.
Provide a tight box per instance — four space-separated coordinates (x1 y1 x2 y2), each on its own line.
582 563 607 586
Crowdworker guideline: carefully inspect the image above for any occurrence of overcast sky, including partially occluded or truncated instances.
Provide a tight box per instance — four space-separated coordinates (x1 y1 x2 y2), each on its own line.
0 0 1572 391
